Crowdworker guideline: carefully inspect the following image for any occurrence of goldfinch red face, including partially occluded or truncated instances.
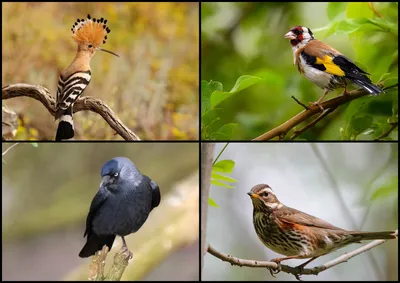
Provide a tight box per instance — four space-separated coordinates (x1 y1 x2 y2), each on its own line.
284 26 314 49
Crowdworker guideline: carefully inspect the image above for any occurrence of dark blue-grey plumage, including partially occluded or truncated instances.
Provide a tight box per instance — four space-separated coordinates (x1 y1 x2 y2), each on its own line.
79 157 160 258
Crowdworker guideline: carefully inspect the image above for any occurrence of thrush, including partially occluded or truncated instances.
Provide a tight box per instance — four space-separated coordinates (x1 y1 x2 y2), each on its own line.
248 184 397 276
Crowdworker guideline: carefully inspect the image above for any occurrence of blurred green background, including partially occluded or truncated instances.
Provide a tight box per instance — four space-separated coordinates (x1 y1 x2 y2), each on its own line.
204 142 398 280
2 142 199 280
201 2 398 140
2 2 199 140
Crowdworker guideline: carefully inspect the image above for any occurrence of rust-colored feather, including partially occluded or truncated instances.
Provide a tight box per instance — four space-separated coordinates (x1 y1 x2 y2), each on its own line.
72 14 111 47
274 204 345 231
303 39 342 59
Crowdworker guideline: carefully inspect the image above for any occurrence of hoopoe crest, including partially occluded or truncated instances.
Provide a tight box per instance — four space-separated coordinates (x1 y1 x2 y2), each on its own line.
55 14 118 141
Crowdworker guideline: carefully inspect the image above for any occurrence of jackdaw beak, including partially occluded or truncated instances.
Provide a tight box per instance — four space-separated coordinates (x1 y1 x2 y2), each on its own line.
100 175 112 187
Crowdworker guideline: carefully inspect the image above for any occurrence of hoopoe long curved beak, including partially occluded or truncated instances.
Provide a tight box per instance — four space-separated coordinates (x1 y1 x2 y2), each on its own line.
98 48 120 57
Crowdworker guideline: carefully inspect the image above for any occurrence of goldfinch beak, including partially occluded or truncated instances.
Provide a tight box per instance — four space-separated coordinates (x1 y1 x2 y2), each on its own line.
284 31 296 40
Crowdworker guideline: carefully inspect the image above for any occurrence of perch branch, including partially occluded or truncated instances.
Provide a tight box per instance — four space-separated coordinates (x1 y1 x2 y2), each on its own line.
2 83 140 140
88 244 132 281
207 236 396 280
290 107 337 140
253 88 371 141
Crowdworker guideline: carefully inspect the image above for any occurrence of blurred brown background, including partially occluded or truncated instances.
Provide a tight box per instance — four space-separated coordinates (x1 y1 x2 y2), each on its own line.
2 2 199 140
2 142 199 280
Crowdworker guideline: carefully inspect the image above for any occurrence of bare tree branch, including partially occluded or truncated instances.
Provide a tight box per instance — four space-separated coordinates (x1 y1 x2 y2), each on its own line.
253 88 371 141
201 143 215 274
2 142 20 156
290 107 337 140
88 245 132 281
207 234 397 280
2 83 140 140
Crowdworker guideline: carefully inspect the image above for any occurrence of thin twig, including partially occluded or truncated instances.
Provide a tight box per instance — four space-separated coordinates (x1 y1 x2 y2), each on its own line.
2 142 20 156
290 107 337 140
368 2 382 17
2 83 140 140
212 143 229 165
207 237 396 280
374 122 398 141
291 95 310 110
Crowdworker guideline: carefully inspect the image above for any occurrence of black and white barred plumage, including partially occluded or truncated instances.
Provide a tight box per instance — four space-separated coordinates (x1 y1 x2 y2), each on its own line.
55 70 91 141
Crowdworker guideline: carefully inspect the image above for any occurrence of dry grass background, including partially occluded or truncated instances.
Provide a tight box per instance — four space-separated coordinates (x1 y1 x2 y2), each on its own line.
2 2 199 140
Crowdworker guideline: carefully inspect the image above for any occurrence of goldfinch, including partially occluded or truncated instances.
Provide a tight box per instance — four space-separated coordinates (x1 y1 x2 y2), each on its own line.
284 26 383 107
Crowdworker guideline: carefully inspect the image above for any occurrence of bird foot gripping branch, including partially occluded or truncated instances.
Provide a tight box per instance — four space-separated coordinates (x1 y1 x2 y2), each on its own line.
55 14 119 141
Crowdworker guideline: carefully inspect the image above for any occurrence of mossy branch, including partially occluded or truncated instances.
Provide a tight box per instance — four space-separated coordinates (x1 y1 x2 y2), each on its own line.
88 245 132 281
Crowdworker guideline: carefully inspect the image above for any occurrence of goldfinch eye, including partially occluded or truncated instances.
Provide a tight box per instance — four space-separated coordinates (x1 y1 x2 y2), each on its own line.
261 192 269 197
113 172 119 177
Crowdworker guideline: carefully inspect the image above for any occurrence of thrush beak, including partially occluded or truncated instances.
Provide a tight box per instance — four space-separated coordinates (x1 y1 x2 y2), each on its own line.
284 31 296 40
247 192 259 199
98 48 120 57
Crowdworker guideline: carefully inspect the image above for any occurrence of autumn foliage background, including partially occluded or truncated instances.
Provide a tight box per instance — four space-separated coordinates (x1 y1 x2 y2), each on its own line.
2 2 199 140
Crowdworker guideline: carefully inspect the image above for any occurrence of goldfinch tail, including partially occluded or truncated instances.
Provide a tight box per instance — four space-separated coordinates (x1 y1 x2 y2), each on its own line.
352 79 384 95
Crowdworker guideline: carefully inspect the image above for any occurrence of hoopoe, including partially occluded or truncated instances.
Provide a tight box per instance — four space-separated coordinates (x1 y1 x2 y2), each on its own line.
55 14 119 141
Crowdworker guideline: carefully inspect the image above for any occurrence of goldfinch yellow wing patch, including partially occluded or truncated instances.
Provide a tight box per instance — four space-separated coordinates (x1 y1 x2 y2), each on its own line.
315 56 345 77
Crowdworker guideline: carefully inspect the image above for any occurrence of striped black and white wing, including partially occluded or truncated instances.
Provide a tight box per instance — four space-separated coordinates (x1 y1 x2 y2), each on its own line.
55 70 91 119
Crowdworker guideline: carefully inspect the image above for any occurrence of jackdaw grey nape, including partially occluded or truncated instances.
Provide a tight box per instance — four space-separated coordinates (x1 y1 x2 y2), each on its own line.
79 157 161 258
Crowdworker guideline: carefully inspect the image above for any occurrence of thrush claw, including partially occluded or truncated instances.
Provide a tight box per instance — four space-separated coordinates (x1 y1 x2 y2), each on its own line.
294 273 303 281
269 259 282 277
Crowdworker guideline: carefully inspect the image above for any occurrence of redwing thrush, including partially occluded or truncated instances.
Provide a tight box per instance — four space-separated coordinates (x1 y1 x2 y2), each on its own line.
248 184 397 272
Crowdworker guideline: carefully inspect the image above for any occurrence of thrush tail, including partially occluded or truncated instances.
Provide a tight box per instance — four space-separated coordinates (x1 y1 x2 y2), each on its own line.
79 233 116 258
348 230 397 240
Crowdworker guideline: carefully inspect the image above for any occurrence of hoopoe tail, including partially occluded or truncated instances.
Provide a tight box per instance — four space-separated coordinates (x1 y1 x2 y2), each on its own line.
55 107 74 141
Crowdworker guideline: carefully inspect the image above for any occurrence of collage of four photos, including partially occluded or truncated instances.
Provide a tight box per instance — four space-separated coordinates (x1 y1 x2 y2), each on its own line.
2 2 398 281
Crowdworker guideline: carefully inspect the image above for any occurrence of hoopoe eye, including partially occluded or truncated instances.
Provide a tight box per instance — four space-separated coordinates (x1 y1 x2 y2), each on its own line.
88 44 93 48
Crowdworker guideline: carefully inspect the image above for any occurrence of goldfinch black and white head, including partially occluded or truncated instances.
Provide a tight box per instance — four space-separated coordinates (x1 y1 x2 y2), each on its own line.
284 25 383 105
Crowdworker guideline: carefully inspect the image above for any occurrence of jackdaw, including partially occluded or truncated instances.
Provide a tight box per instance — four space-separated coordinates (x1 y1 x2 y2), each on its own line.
79 157 161 258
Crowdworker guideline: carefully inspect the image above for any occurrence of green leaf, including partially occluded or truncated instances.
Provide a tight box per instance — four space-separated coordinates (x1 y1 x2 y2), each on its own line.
327 2 347 20
213 160 235 173
371 184 397 200
350 115 373 134
208 197 219 207
211 180 234 188
211 123 237 140
201 80 223 116
211 172 238 183
210 75 262 107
